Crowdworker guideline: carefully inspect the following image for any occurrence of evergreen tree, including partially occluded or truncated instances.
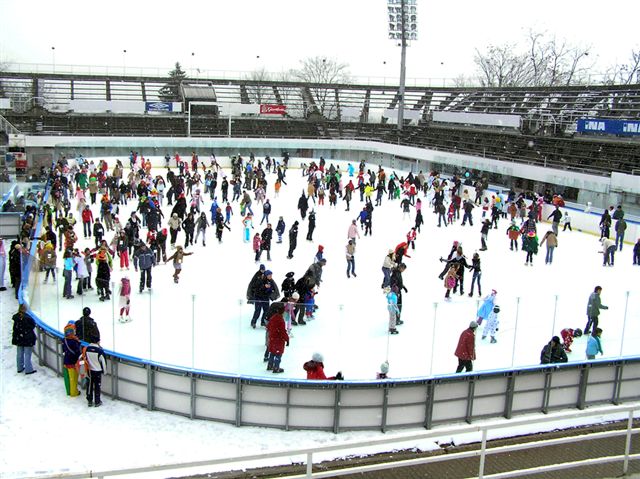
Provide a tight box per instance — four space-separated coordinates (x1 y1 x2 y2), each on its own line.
158 62 186 102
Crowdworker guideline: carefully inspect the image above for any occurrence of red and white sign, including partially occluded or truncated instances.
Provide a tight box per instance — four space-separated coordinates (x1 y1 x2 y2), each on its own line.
260 104 287 115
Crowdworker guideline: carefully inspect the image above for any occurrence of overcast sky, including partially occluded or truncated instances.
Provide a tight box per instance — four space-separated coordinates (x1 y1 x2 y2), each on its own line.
0 0 637 82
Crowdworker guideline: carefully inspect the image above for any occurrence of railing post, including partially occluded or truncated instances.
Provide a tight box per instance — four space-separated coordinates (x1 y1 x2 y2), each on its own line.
577 364 589 410
623 409 633 474
611 362 624 405
504 372 515 419
541 370 552 414
235 377 242 427
381 385 389 433
146 363 154 411
190 374 196 420
333 383 342 434
306 452 313 478
478 428 488 479
424 380 435 430
466 377 476 424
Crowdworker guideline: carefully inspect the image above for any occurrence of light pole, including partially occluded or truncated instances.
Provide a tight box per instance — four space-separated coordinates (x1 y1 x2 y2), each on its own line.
51 46 56 73
122 49 127 76
387 0 418 131
191 52 196 78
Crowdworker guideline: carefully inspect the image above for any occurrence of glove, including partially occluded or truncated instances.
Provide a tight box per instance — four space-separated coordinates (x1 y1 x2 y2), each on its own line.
286 341 289 346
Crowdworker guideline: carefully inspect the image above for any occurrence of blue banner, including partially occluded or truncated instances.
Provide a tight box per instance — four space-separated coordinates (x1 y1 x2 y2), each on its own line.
577 118 640 136
145 102 173 112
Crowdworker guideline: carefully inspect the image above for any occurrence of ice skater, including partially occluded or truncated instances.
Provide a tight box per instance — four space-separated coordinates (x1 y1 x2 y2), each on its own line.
118 276 132 323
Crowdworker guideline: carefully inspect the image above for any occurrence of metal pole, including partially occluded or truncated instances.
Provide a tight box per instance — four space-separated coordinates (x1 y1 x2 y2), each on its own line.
192 294 196 369
111 281 116 351
619 291 630 356
511 297 520 367
429 302 437 376
551 294 558 336
478 428 488 479
187 102 192 137
397 0 407 131
149 290 152 360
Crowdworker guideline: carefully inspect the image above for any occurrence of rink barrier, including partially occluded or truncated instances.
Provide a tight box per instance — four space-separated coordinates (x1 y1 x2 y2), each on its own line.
21 162 640 432
32 318 640 432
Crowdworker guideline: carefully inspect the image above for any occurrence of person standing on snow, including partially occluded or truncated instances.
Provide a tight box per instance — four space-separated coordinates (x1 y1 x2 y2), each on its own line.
306 210 316 241
287 221 299 259
346 240 356 278
585 286 608 335
266 302 289 373
455 322 478 373
540 230 558 265
347 219 360 245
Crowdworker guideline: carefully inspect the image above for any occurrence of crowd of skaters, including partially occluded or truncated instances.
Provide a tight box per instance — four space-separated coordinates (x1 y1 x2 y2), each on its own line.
2 149 639 395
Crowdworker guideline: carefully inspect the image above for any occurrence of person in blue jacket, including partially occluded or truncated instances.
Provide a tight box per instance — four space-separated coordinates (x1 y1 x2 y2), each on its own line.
476 289 497 325
586 328 603 360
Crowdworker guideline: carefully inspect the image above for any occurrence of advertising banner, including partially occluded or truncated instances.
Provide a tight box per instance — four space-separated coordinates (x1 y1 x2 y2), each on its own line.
145 102 173 112
577 118 640 136
260 104 286 115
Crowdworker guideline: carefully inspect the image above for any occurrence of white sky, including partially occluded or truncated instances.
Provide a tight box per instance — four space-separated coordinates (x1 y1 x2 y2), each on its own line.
0 0 638 82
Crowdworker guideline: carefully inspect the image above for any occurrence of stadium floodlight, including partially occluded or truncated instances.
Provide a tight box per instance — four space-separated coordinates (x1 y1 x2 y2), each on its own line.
387 0 417 130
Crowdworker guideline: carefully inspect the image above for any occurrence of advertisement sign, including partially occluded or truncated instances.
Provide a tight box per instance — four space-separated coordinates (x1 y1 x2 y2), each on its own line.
145 102 173 112
577 118 640 136
260 104 286 115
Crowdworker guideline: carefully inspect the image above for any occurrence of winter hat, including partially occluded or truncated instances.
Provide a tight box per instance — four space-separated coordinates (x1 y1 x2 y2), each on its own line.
291 292 300 300
388 249 394 255
286 271 295 278
469 321 479 329
264 270 273 276
259 264 266 271
312 352 324 363
83 307 91 316
380 361 390 374
493 305 500 313
64 322 76 338
574 328 583 337
318 245 324 252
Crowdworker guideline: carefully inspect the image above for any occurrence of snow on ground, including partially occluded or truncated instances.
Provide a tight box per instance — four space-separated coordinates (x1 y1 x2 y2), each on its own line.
1 157 639 477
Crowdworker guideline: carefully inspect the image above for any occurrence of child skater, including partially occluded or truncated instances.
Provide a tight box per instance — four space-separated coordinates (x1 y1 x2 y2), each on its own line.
444 263 459 300
243 214 254 243
62 322 81 397
386 286 400 334
285 292 299 337
118 276 132 323
481 305 500 343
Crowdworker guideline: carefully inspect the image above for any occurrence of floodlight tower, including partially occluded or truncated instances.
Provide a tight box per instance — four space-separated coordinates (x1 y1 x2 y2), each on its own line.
387 0 417 130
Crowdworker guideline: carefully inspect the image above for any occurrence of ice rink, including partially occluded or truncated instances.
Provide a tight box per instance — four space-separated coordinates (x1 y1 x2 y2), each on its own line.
26 157 640 380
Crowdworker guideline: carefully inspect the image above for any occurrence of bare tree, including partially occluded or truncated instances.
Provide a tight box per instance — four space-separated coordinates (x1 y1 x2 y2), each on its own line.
474 44 531 87
291 56 351 119
474 31 592 87
603 49 640 85
243 68 275 104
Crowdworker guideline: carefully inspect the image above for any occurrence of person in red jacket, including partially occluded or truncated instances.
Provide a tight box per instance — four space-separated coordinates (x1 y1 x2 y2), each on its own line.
266 303 289 374
81 205 94 238
303 353 343 380
455 321 478 373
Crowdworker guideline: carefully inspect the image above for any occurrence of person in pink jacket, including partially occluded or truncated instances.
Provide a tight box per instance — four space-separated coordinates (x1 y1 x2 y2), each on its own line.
347 219 360 244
